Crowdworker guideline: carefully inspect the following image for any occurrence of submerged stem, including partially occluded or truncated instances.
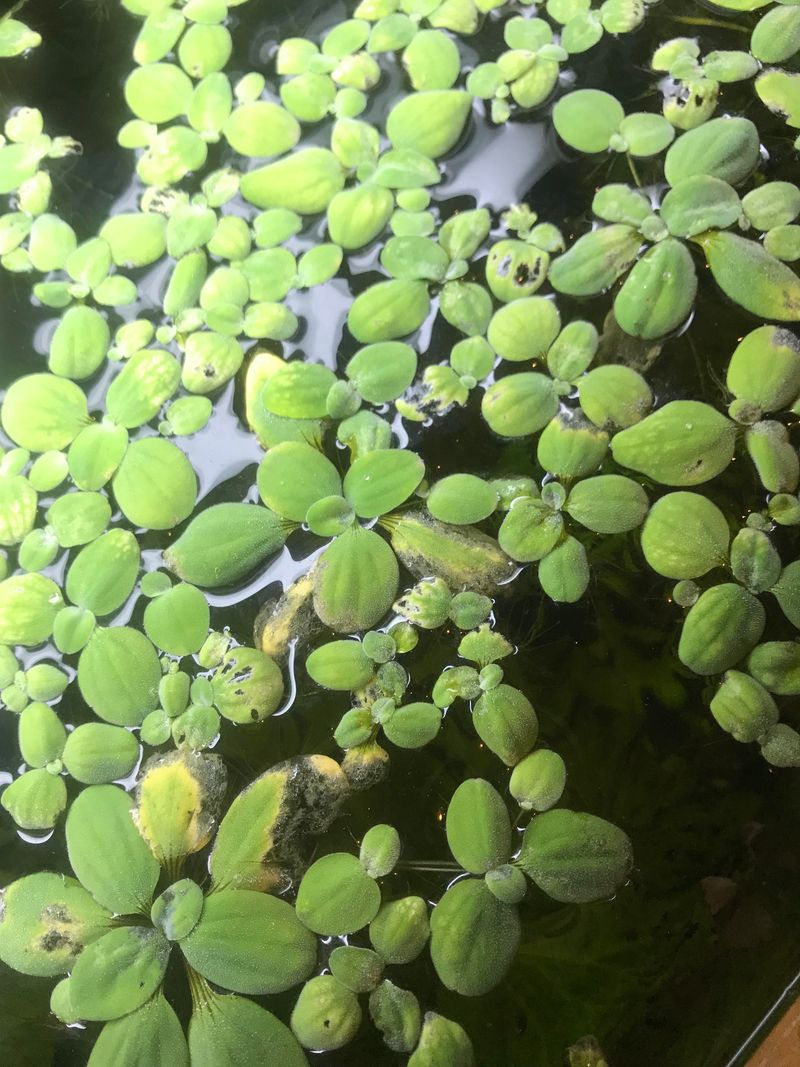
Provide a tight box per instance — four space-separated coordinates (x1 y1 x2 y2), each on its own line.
397 860 463 873
626 153 642 189
667 14 750 34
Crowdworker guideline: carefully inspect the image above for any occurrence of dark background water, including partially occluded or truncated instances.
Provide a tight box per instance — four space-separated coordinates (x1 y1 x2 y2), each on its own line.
1 1 800 1065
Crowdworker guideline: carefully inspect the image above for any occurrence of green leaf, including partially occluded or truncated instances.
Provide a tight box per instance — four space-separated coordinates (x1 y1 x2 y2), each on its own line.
553 90 623 153
181 889 315 994
640 492 729 579
143 582 209 655
487 296 561 362
748 641 800 695
742 181 800 231
257 441 341 521
296 852 381 935
695 230 800 321
291 975 362 1051
510 749 567 813
1 373 88 452
446 779 512 874
112 438 196 530
403 29 460 90
731 527 781 594
223 101 300 157
0 18 41 57
306 640 374 690
88 993 188 1067
99 213 167 268
661 175 741 238
408 1014 475 1067
62 723 140 785
241 147 345 213
679 583 766 675
348 279 430 342
124 62 193 122
614 238 697 340
498 498 564 562
327 184 394 249
756 68 800 128
564 475 648 534
48 306 109 381
0 474 36 546
18 702 66 767
68 422 129 491
314 525 400 632
369 979 422 1053
664 117 760 186
47 490 111 547
0 573 62 645
426 473 498 525
481 373 558 437
578 366 652 429
472 683 538 765
106 349 181 428
386 90 471 158
297 242 342 286
68 926 170 1021
518 809 633 903
538 536 591 604
430 878 520 996
772 559 800 628
66 784 160 913
66 529 140 616
346 342 417 403
343 449 424 517
1 770 67 830
617 113 675 158
751 6 800 64
188 995 307 1067
369 896 429 965
78 626 161 726
537 411 609 478
164 503 287 587
383 701 442 748
0 873 109 978
610 401 736 485
549 225 641 296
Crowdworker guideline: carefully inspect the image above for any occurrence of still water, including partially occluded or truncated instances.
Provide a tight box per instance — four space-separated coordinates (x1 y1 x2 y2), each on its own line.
1 1 799 1064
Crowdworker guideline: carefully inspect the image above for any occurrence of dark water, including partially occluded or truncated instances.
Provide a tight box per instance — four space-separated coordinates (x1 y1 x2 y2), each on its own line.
1 1 800 1065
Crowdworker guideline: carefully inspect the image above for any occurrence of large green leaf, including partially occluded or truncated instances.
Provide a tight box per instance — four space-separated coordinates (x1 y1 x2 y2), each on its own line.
181 889 316 993
518 809 633 903
164 503 287 588
611 401 736 486
430 878 520 996
188 994 308 1067
68 926 170 1021
313 525 399 631
66 529 139 616
640 492 729 579
88 993 188 1067
66 785 160 915
664 117 760 186
695 230 800 321
678 583 766 676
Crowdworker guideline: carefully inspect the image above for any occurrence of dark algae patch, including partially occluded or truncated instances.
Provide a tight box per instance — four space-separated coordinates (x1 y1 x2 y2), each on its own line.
1 0 800 1065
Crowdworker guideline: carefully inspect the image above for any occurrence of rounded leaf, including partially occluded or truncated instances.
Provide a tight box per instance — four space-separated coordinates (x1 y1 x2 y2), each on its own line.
446 779 512 874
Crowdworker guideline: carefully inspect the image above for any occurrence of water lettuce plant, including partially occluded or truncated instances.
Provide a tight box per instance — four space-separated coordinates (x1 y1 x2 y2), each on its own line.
2 0 800 1062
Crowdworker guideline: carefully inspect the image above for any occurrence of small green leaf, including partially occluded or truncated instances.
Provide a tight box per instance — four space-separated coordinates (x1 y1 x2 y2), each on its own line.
241 147 345 213
640 492 729 579
487 296 561 362
1 374 88 452
695 230 800 322
62 723 140 785
291 975 362 1051
314 526 400 632
112 438 196 530
386 90 471 158
344 449 424 518
66 529 140 616
0 573 62 645
553 89 623 153
297 852 381 935
446 779 512 874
